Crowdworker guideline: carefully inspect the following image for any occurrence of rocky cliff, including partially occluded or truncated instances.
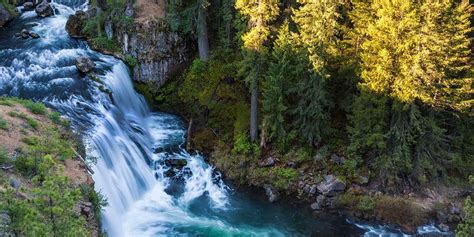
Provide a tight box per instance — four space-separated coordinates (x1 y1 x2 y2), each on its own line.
66 3 190 87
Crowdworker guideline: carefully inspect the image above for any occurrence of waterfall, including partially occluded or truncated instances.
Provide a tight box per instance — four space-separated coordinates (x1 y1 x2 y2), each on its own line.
0 0 453 236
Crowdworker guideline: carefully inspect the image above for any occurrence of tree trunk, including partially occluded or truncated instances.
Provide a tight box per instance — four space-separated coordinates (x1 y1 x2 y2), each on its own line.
197 3 210 61
250 77 258 141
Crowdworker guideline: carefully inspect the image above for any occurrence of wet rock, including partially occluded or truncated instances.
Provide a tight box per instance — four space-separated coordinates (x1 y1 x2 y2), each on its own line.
35 0 53 17
310 202 322 210
164 158 188 169
258 156 275 167
75 56 95 73
29 32 40 38
303 184 317 196
20 29 29 38
438 223 449 232
264 184 280 203
65 10 87 38
287 161 298 168
330 154 345 165
23 2 34 11
0 4 13 28
317 175 346 197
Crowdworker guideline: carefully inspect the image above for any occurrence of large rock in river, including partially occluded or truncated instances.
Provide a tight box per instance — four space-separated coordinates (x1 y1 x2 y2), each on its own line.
0 4 13 27
75 56 95 73
35 0 53 17
65 10 88 38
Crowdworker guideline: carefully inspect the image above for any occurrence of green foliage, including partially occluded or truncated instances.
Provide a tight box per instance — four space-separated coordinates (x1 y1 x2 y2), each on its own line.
0 146 8 165
24 101 47 115
124 54 138 68
356 195 376 213
273 167 298 190
232 133 259 156
456 176 474 236
0 116 8 130
91 37 122 53
0 0 17 16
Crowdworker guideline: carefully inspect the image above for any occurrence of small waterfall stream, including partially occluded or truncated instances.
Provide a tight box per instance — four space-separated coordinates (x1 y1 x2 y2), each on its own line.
0 1 452 236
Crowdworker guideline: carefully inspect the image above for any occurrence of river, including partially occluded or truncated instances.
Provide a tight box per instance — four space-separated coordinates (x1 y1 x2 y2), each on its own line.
0 1 452 236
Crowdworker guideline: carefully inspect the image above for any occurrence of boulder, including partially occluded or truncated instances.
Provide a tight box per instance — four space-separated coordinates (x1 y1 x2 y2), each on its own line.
317 175 346 197
65 10 87 38
75 56 95 73
258 156 275 167
330 154 345 165
35 0 53 17
164 158 187 169
29 32 39 38
20 29 29 38
0 4 13 27
263 184 280 203
23 2 34 11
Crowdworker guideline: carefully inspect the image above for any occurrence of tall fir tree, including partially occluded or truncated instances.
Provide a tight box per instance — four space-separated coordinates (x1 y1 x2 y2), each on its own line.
235 0 280 141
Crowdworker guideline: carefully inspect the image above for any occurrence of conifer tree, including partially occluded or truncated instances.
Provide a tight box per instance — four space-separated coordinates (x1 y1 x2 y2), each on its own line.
235 0 280 141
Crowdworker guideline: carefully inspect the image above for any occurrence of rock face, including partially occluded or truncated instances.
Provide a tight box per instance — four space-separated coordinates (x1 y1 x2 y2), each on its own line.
317 175 346 197
75 56 95 73
264 184 280 203
0 4 13 27
258 156 275 167
115 20 189 85
65 10 88 38
35 0 53 17
23 2 34 11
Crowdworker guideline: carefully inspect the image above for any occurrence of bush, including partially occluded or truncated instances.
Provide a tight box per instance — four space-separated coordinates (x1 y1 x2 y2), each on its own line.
91 37 122 53
0 146 8 164
356 195 376 213
0 116 8 130
124 54 138 68
273 167 298 189
26 117 39 130
232 133 259 156
23 101 47 115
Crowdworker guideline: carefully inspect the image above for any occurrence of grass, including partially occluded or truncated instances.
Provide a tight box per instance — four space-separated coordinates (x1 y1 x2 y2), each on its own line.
0 116 8 130
91 37 122 53
0 146 8 164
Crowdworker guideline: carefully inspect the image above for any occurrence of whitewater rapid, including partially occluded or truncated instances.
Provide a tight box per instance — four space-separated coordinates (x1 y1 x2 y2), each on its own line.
0 0 454 236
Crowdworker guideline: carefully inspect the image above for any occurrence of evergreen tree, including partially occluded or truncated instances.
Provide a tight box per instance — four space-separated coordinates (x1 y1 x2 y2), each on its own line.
235 0 280 141
349 0 473 188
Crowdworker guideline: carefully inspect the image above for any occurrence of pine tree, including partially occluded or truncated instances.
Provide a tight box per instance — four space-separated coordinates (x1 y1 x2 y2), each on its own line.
349 0 473 188
262 23 307 141
235 0 280 141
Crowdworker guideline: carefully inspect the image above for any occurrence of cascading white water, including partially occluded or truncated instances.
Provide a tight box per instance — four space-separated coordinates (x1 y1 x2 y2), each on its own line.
0 1 454 236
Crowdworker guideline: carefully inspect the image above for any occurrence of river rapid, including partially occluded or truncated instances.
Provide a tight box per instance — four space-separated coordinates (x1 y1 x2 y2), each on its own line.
0 1 453 236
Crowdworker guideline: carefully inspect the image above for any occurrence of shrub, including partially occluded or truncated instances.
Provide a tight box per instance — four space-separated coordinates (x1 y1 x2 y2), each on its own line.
0 146 8 164
0 116 8 130
26 117 39 130
232 133 259 156
23 101 47 115
356 195 376 213
273 167 298 189
124 54 138 68
91 37 122 53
